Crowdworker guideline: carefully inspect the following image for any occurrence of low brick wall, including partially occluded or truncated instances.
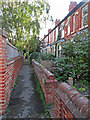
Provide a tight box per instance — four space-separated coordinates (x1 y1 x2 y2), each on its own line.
0 29 23 115
32 59 58 104
32 59 89 119
54 82 89 119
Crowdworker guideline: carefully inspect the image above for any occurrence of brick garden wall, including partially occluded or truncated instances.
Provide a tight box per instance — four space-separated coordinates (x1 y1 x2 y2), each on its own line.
54 82 89 119
32 59 89 119
0 29 23 115
32 59 58 104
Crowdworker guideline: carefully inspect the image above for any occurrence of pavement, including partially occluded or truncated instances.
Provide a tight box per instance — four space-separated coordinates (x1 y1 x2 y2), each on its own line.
2 64 46 119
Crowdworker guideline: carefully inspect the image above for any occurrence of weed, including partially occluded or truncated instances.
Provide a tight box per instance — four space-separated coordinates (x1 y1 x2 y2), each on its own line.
34 74 50 118
14 77 18 87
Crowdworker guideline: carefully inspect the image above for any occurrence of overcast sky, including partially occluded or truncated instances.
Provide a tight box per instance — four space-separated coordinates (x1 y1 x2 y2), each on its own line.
40 0 82 39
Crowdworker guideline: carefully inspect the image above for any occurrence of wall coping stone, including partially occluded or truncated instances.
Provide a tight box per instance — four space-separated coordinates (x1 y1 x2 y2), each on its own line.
7 41 18 50
7 56 22 66
55 88 85 118
57 82 89 118
32 59 55 80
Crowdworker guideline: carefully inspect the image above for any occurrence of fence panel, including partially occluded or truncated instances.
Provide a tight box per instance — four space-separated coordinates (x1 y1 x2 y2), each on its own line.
7 41 19 59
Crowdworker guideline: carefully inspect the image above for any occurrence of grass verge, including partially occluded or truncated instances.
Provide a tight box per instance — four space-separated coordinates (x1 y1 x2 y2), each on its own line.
34 74 51 118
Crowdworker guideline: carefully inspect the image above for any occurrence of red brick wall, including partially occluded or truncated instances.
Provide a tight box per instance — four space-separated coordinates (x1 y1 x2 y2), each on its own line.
0 29 23 115
0 31 7 115
32 59 58 104
5 57 23 108
48 29 51 44
32 59 89 119
54 82 89 119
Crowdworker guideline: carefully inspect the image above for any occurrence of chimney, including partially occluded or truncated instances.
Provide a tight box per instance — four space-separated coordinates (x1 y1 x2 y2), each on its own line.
69 1 77 12
48 29 51 33
48 29 51 44
55 19 60 26
44 34 46 38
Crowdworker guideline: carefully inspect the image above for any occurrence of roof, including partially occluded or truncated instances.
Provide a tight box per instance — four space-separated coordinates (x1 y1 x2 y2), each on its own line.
42 0 87 41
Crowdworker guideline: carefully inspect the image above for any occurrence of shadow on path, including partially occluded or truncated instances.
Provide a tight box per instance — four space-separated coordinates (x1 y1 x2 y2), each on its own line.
2 65 46 119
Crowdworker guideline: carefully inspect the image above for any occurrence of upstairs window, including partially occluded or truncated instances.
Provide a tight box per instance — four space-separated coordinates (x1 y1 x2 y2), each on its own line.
56 27 58 40
53 31 54 42
49 34 50 44
73 14 75 32
67 18 70 35
61 23 64 38
82 5 88 27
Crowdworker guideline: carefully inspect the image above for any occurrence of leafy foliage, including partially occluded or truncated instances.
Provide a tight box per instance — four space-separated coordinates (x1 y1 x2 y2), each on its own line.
52 30 89 93
40 53 55 60
29 52 40 64
0 0 50 52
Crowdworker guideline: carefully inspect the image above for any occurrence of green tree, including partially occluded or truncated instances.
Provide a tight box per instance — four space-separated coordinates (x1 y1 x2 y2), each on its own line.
0 0 50 52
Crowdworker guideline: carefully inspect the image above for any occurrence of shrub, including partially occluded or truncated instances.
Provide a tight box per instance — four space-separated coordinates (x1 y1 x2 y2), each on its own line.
40 53 55 60
52 30 89 93
29 52 40 64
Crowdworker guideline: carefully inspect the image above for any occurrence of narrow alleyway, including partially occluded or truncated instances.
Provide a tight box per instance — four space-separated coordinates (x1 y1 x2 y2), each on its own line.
2 64 46 119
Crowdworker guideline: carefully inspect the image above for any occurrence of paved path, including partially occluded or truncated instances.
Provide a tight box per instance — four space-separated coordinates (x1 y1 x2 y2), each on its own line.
2 65 46 119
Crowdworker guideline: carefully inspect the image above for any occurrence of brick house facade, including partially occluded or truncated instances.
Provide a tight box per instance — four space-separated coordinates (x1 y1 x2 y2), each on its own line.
41 0 90 57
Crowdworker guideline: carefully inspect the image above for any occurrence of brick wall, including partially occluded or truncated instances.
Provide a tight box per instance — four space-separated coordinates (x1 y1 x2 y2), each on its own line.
54 82 89 119
0 29 23 115
32 59 89 119
32 59 58 104
5 57 23 109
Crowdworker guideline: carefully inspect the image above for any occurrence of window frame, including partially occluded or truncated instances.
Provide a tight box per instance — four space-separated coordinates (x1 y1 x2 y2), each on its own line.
68 18 70 35
73 14 75 32
53 30 54 42
56 27 58 40
82 4 88 27
61 22 64 38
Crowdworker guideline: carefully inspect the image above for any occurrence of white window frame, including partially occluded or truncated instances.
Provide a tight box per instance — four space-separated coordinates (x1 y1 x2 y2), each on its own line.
53 31 54 42
61 23 64 38
67 18 70 35
56 27 58 40
73 14 75 32
46 37 48 46
52 45 55 55
82 5 88 27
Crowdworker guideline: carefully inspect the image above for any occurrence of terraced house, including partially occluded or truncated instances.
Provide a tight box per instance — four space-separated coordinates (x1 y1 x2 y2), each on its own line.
41 0 90 57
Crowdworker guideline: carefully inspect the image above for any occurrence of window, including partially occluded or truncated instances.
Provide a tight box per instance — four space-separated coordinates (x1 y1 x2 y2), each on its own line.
53 31 54 42
73 14 75 32
61 23 64 38
49 34 50 44
56 27 58 40
68 18 70 35
82 5 88 27
58 45 62 57
52 45 55 55
46 37 48 46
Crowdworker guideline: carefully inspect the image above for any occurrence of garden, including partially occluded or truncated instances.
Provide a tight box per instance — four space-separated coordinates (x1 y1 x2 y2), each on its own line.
30 30 89 98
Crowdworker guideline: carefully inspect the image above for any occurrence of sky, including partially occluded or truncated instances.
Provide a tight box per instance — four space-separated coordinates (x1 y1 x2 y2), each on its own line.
40 0 82 39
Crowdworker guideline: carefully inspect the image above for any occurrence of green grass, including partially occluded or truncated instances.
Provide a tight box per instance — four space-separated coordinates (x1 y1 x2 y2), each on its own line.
34 74 51 118
14 77 18 87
